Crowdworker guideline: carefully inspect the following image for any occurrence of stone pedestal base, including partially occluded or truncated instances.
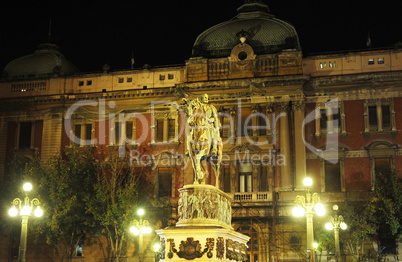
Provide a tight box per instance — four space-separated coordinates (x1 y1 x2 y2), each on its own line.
156 185 249 261
156 226 249 262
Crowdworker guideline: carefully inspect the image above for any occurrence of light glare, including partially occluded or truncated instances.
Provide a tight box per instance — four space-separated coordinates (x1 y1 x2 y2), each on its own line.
9 206 18 217
137 209 145 216
130 226 140 235
292 206 305 217
23 183 33 192
154 243 161 252
21 205 32 216
325 222 334 230
315 203 326 216
340 221 347 230
34 206 43 217
303 177 313 187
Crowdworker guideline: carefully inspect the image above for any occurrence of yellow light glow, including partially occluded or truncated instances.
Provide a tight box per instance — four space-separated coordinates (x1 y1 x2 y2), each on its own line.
34 206 43 217
9 206 18 217
292 206 305 217
340 221 347 230
154 243 161 252
23 183 33 192
315 203 326 216
21 205 32 216
325 222 334 230
303 177 313 187
137 209 144 216
130 226 140 235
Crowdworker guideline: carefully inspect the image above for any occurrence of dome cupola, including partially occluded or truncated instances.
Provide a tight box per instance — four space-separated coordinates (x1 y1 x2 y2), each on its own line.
192 0 301 59
2 42 79 81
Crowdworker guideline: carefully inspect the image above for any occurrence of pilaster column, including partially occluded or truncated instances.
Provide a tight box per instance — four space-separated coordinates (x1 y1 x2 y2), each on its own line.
277 102 291 190
293 101 307 190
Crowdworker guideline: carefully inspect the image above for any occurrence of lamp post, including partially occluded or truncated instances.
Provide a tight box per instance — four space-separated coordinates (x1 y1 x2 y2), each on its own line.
153 242 161 262
293 177 326 262
130 208 152 262
325 205 347 262
8 182 43 262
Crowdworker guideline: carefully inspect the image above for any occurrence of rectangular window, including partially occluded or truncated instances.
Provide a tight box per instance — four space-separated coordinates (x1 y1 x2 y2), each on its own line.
118 77 124 83
127 77 133 83
368 58 375 65
168 119 175 141
159 74 165 81
85 124 92 141
382 105 391 130
115 122 122 145
329 61 336 68
259 165 268 191
320 109 327 132
257 106 267 136
158 167 172 197
86 80 92 85
19 122 33 149
239 107 252 137
239 163 253 192
222 163 231 193
168 74 174 79
319 62 327 69
78 81 84 86
74 124 81 146
325 161 341 192
368 105 378 130
156 119 164 142
378 58 385 64
126 121 133 143
220 112 231 138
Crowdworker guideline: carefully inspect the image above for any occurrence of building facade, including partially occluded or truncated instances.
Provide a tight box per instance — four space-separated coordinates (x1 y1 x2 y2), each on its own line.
0 1 401 261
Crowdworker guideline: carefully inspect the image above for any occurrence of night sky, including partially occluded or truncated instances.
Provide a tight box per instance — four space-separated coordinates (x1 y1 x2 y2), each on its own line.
1 0 401 73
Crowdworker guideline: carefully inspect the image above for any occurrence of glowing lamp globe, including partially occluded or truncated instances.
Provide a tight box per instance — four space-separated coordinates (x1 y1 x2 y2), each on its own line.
141 226 152 234
137 209 145 216
315 203 326 216
340 221 347 230
154 243 161 252
9 206 18 217
292 206 305 217
21 205 32 216
130 226 140 235
34 206 43 217
325 222 334 230
303 177 313 187
23 182 33 192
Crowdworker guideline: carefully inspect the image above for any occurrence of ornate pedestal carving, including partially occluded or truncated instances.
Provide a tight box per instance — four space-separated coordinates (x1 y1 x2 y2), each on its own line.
156 185 249 262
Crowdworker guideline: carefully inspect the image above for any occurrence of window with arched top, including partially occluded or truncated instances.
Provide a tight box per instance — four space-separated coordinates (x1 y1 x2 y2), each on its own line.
235 225 259 262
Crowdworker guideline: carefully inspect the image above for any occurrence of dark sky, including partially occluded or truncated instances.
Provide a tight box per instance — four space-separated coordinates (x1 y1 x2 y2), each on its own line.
1 0 401 73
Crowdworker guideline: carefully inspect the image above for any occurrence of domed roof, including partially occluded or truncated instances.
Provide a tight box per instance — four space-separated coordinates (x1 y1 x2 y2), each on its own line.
192 0 301 58
2 43 79 81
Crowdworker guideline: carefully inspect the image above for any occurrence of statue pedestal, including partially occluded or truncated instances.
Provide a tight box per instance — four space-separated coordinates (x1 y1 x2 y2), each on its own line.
156 185 249 262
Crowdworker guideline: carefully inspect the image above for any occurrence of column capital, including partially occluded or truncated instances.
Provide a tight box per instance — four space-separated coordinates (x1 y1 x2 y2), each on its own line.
292 100 306 111
276 102 290 112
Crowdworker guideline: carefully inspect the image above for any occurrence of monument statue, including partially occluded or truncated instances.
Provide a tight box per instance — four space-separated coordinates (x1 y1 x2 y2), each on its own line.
183 93 223 186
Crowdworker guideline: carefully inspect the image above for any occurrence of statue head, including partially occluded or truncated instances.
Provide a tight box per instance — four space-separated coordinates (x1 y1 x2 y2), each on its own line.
200 93 209 104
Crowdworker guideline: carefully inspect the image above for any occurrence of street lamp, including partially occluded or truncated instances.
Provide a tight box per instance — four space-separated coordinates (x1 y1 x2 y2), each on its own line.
325 205 347 262
293 177 325 262
8 182 43 262
153 242 161 262
130 208 152 262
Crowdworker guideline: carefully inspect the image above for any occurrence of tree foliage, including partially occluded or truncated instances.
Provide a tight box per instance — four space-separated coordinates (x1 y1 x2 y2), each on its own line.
16 148 98 261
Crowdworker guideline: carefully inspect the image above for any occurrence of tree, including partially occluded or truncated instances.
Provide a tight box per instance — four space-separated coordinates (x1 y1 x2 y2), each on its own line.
22 148 98 261
85 144 154 261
